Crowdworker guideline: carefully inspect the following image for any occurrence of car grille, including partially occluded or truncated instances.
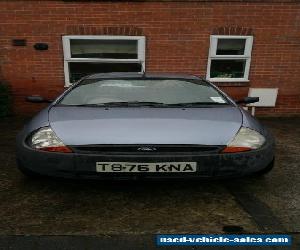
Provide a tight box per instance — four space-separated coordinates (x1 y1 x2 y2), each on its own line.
70 145 224 155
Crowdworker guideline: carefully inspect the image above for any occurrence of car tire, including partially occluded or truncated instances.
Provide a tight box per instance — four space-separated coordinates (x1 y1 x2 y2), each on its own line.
254 158 275 176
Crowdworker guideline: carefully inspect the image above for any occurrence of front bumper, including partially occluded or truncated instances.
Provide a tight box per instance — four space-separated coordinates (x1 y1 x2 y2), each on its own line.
16 139 275 180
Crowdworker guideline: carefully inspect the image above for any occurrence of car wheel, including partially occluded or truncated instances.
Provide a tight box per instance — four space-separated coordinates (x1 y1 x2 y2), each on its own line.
254 158 275 176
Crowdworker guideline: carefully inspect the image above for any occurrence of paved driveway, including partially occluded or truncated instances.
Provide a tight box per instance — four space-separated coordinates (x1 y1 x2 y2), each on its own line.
0 117 299 249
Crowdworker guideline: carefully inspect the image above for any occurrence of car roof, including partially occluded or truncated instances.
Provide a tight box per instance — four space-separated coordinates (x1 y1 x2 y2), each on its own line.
85 72 202 80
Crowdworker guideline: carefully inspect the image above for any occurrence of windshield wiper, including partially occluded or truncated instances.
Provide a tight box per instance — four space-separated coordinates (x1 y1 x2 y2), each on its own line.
102 101 169 107
59 104 104 107
61 101 168 107
167 102 229 107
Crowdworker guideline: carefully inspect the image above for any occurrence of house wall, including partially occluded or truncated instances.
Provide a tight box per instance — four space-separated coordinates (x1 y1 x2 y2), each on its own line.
0 0 299 115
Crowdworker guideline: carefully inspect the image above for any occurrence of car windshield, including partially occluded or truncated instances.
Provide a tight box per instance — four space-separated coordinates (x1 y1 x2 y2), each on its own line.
59 79 230 106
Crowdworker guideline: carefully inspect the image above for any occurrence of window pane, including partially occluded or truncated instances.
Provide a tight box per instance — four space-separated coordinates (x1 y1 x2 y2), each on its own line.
70 39 138 59
69 62 142 83
216 39 246 55
210 59 246 78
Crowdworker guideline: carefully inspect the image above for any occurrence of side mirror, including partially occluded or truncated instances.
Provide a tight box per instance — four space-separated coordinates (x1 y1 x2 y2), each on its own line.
236 97 259 105
26 95 52 103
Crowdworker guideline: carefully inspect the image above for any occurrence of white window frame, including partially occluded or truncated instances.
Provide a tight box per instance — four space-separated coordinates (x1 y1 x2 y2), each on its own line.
206 35 253 82
62 35 146 87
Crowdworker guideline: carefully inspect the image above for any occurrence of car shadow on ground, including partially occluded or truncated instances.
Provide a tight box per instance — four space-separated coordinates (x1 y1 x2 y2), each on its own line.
16 173 263 197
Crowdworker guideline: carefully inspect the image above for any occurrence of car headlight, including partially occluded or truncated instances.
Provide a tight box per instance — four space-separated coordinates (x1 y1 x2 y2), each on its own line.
29 127 72 153
222 127 266 153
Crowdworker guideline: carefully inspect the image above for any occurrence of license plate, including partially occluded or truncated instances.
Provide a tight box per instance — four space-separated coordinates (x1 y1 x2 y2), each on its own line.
96 162 197 173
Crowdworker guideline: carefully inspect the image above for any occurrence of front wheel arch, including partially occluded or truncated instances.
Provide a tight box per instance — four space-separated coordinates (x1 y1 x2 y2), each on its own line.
253 158 275 176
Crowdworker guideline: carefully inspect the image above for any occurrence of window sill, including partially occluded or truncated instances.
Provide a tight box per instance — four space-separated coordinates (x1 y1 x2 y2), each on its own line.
211 81 250 87
207 78 250 87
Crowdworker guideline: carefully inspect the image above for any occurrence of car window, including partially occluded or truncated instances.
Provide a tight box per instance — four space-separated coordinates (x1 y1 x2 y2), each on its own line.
59 79 229 106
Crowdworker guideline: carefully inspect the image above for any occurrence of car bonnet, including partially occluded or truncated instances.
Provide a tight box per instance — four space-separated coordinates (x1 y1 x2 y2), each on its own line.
48 106 243 146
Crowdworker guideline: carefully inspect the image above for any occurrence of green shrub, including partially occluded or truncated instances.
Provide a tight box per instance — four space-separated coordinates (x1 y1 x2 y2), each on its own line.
0 83 12 117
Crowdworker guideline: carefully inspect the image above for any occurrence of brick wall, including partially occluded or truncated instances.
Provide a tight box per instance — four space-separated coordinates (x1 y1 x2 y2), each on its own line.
0 0 299 116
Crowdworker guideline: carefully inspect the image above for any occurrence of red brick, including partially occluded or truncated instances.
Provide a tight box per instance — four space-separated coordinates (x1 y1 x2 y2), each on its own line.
0 0 299 116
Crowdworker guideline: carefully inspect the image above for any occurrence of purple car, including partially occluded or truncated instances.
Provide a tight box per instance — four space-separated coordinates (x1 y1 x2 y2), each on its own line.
16 73 275 179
